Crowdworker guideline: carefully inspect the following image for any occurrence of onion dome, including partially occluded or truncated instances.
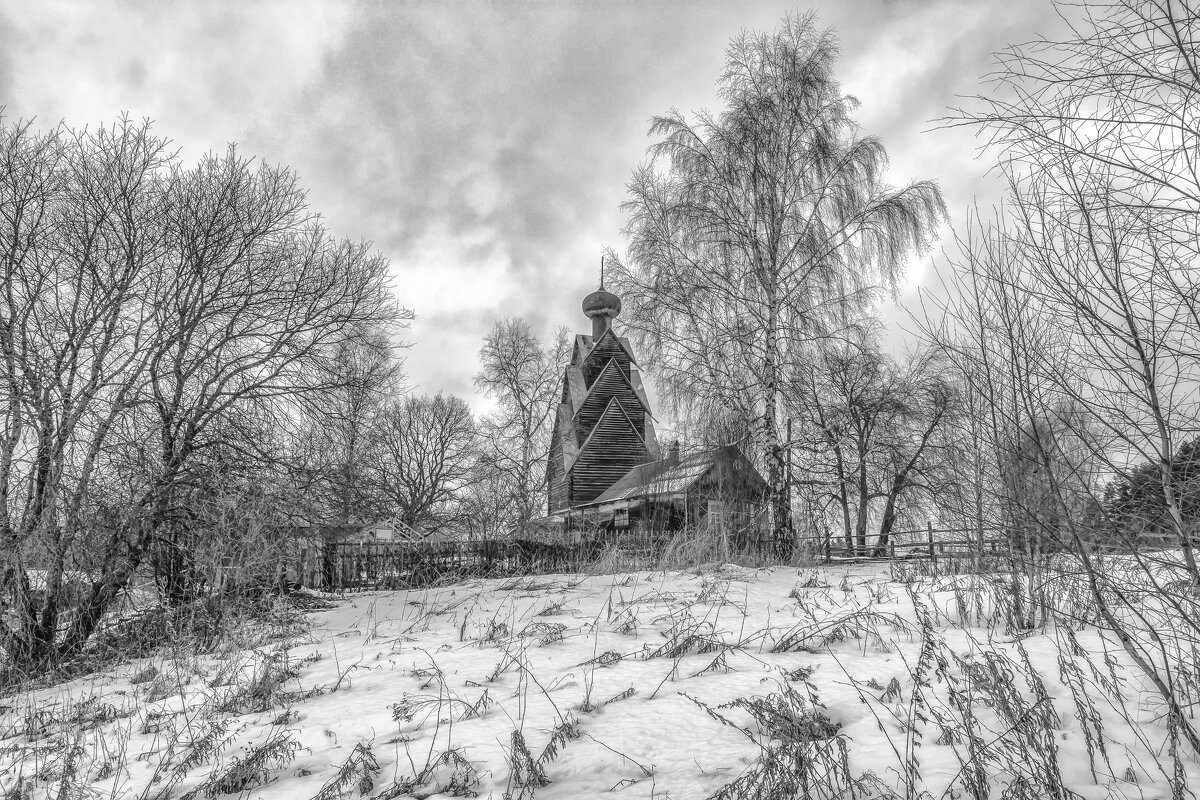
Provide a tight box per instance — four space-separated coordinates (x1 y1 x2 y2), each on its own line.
582 289 621 321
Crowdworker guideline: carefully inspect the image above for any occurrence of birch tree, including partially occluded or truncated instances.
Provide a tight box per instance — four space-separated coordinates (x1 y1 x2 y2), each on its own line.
611 12 945 551
475 318 568 533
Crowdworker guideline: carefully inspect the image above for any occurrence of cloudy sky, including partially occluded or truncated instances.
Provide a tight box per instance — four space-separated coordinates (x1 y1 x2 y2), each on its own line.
1 0 1062 408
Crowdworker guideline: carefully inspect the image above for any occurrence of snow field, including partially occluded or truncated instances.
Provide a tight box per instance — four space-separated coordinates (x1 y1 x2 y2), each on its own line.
1 562 1195 799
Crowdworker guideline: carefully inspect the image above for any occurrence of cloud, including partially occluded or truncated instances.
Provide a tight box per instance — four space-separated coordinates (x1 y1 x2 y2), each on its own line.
1 2 352 157
0 9 15 106
820 0 1066 329
268 4 835 364
263 7 660 351
1 0 1071 405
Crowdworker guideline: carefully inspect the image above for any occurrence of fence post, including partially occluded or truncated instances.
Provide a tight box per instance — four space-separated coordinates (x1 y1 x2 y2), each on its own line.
927 521 936 567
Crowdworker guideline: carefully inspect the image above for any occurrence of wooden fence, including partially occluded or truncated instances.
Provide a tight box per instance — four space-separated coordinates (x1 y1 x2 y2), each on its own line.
305 522 1014 593
310 538 604 592
794 523 1009 563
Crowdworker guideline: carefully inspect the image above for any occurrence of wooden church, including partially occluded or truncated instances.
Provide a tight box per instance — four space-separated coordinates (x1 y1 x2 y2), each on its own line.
546 285 659 510
539 281 767 538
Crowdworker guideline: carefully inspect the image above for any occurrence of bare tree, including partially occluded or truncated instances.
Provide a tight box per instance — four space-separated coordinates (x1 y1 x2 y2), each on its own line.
873 359 958 553
611 12 945 553
374 393 476 532
797 341 890 555
0 117 403 670
791 339 958 555
921 0 1200 755
295 326 405 528
141 148 403 608
475 318 568 533
0 117 169 668
459 460 517 541
924 209 1087 628
951 0 1200 579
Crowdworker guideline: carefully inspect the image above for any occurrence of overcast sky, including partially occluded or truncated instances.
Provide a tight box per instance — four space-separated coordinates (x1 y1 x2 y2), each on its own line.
1 1 1063 409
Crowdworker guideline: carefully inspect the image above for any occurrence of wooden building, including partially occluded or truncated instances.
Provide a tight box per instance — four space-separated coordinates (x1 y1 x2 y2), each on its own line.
564 443 768 537
539 283 767 539
546 285 660 510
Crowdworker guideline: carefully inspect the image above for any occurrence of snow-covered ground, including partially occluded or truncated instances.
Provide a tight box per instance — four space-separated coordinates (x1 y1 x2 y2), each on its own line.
1 563 1194 799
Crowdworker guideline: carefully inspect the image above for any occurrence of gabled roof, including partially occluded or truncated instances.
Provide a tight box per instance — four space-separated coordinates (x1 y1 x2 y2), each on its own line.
589 453 710 504
569 396 645 471
573 358 650 422
584 444 765 506
581 327 638 367
590 458 678 503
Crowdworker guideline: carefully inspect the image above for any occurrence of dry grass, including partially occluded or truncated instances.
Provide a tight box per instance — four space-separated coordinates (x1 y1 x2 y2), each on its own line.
3 549 1198 799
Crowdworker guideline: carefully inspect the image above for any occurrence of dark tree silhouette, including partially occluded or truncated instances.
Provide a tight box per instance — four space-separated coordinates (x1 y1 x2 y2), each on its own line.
375 393 477 532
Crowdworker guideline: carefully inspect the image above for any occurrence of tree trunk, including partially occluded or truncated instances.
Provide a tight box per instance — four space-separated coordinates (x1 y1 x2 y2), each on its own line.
831 445 853 554
153 527 196 608
875 484 901 557
763 297 792 560
854 456 870 556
